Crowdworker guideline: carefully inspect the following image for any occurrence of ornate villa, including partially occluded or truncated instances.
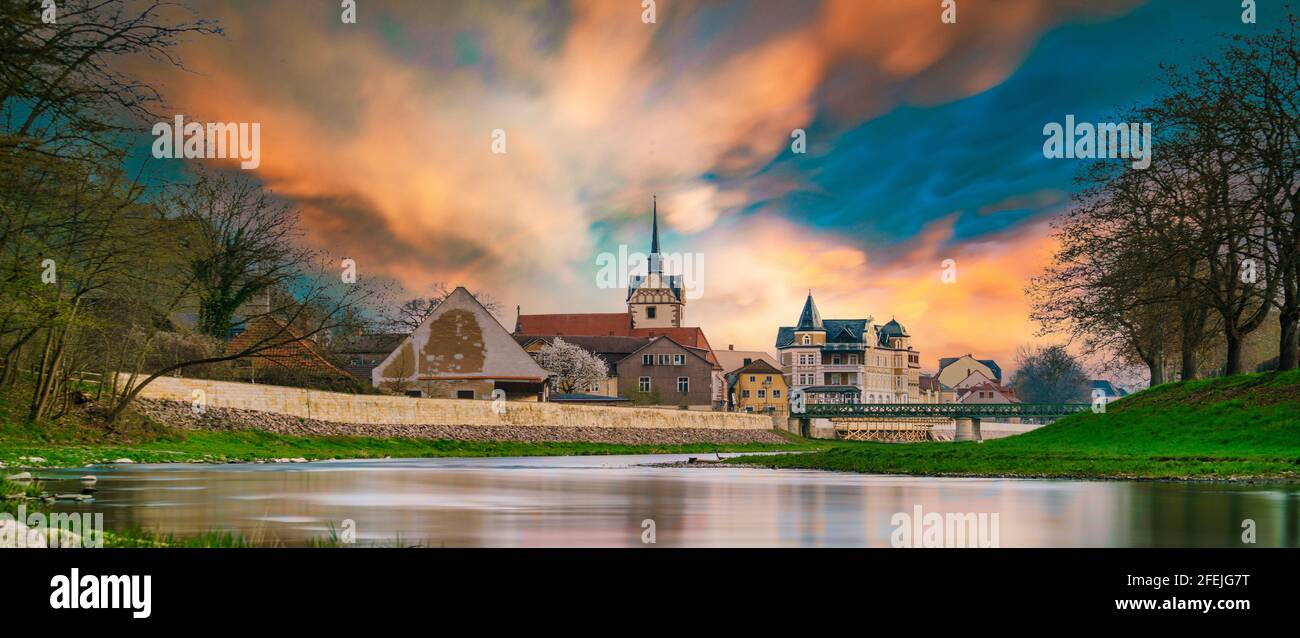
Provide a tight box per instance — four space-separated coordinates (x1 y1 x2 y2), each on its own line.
775 292 921 404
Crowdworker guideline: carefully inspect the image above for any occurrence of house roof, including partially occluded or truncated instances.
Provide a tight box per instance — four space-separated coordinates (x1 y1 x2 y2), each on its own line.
621 335 721 370
714 349 779 374
795 292 823 331
516 312 631 336
879 319 909 339
374 287 549 384
1088 379 1127 397
515 334 650 368
333 332 406 355
777 319 871 349
227 315 351 378
515 312 720 367
956 381 1018 402
938 354 1003 382
918 374 954 392
732 358 783 377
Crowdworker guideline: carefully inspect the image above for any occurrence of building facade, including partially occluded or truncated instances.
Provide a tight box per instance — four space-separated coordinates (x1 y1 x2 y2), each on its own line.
729 359 789 414
372 287 550 400
936 354 1002 389
775 292 921 404
615 336 718 408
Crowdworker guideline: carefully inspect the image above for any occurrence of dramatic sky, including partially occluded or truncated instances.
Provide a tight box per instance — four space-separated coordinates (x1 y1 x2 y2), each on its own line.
131 0 1261 372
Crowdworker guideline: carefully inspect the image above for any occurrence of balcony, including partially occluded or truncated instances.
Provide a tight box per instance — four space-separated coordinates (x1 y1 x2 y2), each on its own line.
821 363 862 373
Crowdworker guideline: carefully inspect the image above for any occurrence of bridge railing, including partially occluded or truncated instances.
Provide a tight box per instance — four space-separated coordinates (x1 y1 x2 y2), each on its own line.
796 403 1092 419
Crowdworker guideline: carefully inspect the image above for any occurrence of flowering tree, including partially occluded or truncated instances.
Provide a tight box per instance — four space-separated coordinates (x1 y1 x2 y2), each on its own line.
536 338 608 394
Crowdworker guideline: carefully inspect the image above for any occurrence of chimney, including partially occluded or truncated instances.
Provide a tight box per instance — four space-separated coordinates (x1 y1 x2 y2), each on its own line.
728 344 734 350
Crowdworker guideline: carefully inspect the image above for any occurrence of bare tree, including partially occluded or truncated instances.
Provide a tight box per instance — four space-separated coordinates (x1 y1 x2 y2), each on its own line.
169 172 311 341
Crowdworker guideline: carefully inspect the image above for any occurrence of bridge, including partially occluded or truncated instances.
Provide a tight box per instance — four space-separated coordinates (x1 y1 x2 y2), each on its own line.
791 402 1092 441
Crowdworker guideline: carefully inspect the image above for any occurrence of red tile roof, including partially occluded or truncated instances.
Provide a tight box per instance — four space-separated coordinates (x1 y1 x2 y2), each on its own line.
228 316 350 377
516 312 631 336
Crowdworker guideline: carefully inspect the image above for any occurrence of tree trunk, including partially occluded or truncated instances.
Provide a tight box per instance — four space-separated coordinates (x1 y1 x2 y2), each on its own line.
1279 310 1299 371
1147 358 1166 386
1224 330 1244 377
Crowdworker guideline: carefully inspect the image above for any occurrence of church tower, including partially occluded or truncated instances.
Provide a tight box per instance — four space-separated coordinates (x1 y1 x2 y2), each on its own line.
627 196 684 329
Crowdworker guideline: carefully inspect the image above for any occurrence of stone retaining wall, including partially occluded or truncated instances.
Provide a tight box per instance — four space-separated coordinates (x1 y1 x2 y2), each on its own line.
126 376 774 430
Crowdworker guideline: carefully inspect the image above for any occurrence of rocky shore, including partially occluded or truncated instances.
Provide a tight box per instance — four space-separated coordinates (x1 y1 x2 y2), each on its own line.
134 399 789 445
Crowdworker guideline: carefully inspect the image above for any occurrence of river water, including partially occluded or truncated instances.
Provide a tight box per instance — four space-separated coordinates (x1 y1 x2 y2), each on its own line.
32 454 1300 547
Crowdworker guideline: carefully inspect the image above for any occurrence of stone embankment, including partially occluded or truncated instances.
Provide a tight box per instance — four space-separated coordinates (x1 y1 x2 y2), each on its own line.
135 399 790 445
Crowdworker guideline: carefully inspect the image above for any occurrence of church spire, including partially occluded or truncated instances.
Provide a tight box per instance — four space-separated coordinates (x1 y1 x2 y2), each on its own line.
650 195 662 274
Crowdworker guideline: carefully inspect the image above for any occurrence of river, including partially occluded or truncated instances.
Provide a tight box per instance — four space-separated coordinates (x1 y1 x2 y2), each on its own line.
32 453 1300 547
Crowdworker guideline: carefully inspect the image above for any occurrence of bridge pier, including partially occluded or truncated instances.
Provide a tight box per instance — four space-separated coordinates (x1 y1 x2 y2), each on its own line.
953 417 982 442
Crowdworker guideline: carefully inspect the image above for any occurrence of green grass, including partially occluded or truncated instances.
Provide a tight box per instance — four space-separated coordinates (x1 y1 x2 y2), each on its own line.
731 368 1300 481
0 428 813 468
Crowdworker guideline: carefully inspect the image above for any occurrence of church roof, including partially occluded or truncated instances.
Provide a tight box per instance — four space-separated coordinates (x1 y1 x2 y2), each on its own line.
516 312 631 336
650 195 661 259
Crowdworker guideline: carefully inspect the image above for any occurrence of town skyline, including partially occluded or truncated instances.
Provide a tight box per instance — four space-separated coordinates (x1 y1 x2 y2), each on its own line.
120 0 1250 373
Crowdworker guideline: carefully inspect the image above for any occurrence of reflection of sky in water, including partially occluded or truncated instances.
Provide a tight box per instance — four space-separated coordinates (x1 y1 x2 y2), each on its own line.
35 454 1300 548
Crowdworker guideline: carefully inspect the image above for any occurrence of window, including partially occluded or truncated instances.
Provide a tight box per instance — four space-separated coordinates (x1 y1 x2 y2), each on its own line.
749 375 756 382
772 390 781 398
677 377 689 393
764 375 772 383
741 389 751 398
832 355 841 365
658 354 671 365
802 335 811 345
643 354 653 365
849 355 858 365
673 354 685 365
743 358 752 366
757 390 766 398
456 390 475 399
646 306 657 319
639 377 651 392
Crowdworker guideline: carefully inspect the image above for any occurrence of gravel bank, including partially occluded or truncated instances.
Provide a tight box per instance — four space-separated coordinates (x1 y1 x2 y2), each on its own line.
135 399 789 445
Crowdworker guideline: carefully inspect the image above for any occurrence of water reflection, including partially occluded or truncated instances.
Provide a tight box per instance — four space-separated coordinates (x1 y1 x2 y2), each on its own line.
32 455 1300 547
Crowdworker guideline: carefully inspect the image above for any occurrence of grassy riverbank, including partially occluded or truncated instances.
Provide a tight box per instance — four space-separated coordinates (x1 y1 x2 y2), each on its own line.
0 427 812 468
0 384 812 468
731 369 1300 480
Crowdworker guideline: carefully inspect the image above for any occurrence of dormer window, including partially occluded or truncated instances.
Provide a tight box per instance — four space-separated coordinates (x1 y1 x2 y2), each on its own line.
646 306 657 319
802 335 811 345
